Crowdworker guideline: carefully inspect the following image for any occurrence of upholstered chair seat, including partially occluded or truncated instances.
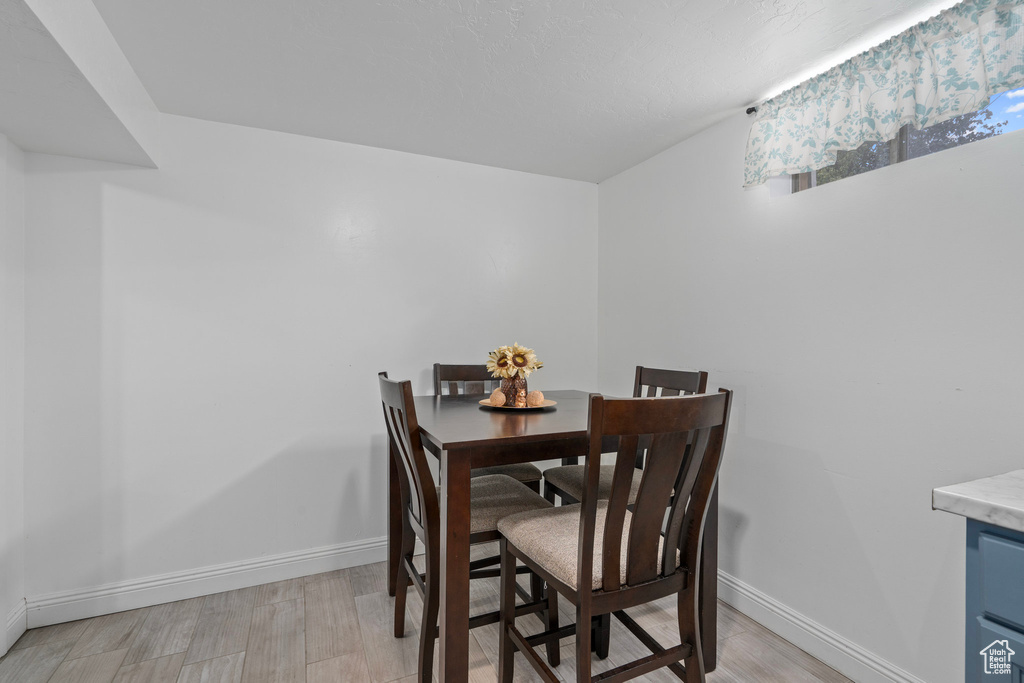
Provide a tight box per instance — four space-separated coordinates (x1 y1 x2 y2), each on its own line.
445 474 553 535
498 501 674 591
542 464 643 506
472 463 544 487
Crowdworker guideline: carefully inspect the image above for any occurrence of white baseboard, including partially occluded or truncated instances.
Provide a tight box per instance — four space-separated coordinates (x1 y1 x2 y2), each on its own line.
4 600 26 655
26 536 388 628
718 571 926 683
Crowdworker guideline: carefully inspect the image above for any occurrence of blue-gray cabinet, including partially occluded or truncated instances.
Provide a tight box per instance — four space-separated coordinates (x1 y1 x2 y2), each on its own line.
967 520 1024 682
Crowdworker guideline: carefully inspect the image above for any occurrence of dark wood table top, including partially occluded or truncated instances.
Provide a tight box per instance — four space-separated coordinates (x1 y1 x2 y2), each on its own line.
413 389 592 451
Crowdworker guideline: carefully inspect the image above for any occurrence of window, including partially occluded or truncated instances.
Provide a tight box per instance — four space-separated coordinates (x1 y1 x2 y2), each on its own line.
788 86 1024 193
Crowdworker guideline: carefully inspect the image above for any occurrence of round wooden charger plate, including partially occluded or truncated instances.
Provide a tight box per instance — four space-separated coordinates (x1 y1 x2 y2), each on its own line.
478 399 557 411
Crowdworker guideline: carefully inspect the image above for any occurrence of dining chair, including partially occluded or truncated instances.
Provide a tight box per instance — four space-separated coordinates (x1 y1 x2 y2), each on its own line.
379 372 559 682
542 366 708 506
496 389 732 682
433 363 545 493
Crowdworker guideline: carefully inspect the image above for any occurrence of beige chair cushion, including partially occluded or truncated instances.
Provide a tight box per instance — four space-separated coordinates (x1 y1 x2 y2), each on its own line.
497 501 672 591
439 474 552 535
543 464 643 504
472 463 543 484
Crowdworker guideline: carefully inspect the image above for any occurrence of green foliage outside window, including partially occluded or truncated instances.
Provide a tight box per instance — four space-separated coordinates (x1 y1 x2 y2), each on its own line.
794 88 1018 191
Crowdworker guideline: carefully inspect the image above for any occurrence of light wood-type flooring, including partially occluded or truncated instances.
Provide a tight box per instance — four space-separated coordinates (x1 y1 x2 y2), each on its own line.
1 546 851 682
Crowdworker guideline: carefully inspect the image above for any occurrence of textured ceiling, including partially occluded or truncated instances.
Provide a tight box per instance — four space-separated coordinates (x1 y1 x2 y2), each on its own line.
92 0 948 182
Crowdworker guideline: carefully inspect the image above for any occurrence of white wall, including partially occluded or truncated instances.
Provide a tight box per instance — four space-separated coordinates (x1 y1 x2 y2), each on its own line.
0 135 27 654
24 114 598 624
598 114 1024 682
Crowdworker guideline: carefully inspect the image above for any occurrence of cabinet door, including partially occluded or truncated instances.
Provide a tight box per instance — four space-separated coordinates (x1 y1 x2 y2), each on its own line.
976 617 1024 682
981 533 1024 631
968 521 1024 683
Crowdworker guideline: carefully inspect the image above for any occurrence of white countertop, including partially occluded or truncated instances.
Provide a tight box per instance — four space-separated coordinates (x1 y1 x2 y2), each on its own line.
933 469 1024 533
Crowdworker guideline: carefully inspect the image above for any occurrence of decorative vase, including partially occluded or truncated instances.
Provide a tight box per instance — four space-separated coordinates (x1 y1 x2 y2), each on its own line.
500 375 527 407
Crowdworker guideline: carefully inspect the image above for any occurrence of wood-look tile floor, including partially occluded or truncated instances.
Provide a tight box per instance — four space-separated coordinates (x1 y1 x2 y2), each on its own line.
1 546 851 682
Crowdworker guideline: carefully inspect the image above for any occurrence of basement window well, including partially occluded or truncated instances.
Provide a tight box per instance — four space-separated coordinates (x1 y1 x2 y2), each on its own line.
781 85 1024 193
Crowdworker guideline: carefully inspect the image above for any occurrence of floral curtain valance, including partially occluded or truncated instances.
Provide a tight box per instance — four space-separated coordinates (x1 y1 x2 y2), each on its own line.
744 0 1024 187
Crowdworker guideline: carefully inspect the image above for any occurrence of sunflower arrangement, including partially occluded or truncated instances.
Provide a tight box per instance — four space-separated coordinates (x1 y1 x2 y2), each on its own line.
485 343 545 407
486 343 543 379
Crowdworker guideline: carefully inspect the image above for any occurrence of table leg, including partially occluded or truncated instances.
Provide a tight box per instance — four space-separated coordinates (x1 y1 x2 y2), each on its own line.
387 438 400 597
439 451 471 682
700 483 719 671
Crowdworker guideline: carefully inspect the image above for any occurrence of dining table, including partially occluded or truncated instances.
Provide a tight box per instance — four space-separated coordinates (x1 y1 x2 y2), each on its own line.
385 388 719 681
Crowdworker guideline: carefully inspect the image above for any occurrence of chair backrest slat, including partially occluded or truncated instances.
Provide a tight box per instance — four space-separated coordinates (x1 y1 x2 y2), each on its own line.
625 430 688 586
384 404 420 522
379 372 438 535
581 390 732 594
662 426 712 576
433 363 501 397
601 434 639 592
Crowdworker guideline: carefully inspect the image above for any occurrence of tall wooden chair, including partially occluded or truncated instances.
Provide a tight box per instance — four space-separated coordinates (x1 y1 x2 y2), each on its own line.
497 390 732 682
379 372 558 682
434 363 544 492
542 366 708 505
